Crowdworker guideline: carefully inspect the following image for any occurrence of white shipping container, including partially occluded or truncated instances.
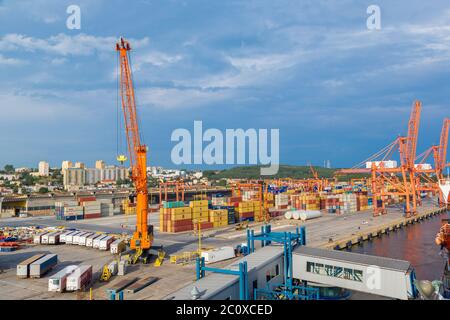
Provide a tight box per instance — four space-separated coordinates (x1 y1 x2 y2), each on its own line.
73 232 90 245
365 160 398 169
48 232 61 245
60 231 76 243
66 265 93 291
110 239 126 254
201 246 235 264
414 163 433 170
78 233 93 246
48 265 78 292
93 235 108 249
41 232 55 244
33 232 48 244
86 234 102 247
99 236 115 251
65 232 82 245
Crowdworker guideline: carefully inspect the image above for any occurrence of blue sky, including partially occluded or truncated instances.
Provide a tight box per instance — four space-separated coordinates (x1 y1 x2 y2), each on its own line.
0 0 449 169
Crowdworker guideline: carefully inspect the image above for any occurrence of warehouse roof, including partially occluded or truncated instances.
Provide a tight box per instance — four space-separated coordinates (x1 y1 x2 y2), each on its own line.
293 246 411 272
166 245 284 300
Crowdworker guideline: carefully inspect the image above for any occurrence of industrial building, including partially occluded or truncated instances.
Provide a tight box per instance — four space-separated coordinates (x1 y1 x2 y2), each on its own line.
166 246 285 300
168 243 417 300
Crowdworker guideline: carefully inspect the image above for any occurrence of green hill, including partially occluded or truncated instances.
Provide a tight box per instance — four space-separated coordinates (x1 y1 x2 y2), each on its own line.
203 165 337 180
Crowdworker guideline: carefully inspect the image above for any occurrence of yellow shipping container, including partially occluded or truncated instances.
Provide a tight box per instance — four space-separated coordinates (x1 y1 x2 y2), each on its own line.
192 211 209 219
192 217 209 223
172 207 192 215
192 206 209 214
189 200 209 208
171 213 192 221
213 221 228 228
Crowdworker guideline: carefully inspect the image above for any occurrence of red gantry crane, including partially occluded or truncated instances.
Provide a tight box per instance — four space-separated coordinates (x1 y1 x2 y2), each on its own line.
336 100 422 217
116 37 153 263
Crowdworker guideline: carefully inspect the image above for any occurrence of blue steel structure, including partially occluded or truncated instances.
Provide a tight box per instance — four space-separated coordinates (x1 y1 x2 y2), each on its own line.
194 225 318 300
247 225 319 300
196 257 250 300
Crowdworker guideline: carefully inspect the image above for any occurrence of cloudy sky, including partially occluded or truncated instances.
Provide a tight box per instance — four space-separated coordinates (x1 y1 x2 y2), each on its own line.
0 0 449 169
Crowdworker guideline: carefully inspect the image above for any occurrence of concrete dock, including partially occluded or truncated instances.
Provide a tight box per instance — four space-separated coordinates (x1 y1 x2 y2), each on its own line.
0 201 446 300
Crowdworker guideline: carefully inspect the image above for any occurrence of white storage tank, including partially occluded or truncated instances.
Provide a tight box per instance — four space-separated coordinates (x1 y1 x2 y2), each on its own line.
48 265 78 292
292 211 301 220
299 210 322 221
201 246 235 264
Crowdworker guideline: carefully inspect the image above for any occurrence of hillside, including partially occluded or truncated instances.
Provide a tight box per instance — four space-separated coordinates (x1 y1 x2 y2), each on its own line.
203 165 338 180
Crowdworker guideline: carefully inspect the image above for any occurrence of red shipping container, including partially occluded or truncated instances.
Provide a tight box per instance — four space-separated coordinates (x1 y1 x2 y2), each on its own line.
193 222 213 231
78 196 96 202
171 225 193 233
172 219 192 227
84 213 101 219
239 212 254 218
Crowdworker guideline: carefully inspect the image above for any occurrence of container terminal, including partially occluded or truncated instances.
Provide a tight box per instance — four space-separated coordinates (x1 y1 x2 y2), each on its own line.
0 37 449 301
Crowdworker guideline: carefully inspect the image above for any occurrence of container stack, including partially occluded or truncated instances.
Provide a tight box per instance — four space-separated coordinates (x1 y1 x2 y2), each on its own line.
79 197 101 219
211 194 228 206
324 195 340 214
339 193 357 214
160 203 192 233
236 202 254 222
251 200 263 221
100 203 114 217
275 194 289 209
227 206 236 224
55 201 83 221
191 200 213 231
122 199 136 215
209 209 228 228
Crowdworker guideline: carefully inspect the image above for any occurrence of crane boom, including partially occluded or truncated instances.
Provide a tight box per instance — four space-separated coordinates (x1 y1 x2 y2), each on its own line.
406 100 422 168
116 38 152 255
439 118 450 171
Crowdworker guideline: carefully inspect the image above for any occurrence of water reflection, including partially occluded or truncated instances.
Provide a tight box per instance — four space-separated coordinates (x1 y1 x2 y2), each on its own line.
350 213 449 281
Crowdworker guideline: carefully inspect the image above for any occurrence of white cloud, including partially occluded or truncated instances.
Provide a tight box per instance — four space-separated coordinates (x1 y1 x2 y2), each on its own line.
0 33 150 56
133 51 183 70
0 54 26 65
139 87 231 109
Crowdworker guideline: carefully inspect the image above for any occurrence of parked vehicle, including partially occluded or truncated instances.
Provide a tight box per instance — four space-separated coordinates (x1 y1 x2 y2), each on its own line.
29 254 58 278
48 265 78 292
66 265 93 291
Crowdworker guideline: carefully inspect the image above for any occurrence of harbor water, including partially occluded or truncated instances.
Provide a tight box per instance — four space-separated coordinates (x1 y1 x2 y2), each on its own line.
350 211 449 281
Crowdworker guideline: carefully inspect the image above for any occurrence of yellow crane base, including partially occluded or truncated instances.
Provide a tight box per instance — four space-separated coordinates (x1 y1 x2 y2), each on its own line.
153 250 166 267
100 265 112 282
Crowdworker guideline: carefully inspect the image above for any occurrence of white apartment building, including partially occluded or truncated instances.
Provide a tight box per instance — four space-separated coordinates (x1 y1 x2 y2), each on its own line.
38 161 49 176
